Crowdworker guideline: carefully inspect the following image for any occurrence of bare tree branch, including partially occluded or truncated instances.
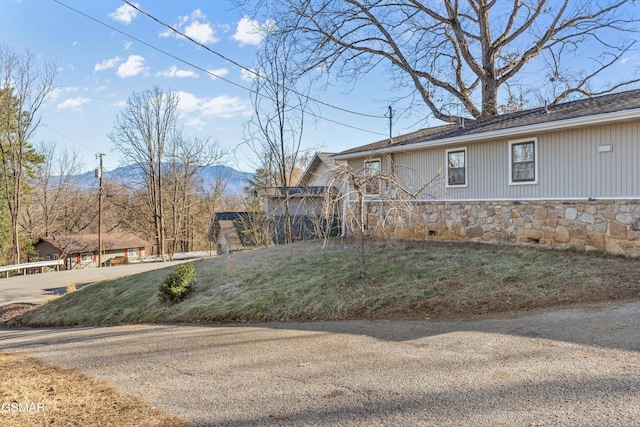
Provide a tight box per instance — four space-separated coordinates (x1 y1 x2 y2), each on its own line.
0 43 56 263
239 0 639 123
323 154 443 276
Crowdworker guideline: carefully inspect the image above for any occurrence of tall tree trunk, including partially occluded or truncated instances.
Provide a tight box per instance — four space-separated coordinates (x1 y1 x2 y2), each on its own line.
158 160 165 259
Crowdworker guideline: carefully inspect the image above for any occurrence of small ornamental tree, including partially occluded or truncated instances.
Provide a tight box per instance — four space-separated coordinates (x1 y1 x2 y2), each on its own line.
158 262 197 303
324 157 443 277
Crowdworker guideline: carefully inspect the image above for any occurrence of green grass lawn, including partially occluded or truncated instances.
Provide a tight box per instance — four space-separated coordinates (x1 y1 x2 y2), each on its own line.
8 239 640 327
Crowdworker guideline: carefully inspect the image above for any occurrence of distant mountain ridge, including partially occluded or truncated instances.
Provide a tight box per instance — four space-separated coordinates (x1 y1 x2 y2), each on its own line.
70 164 253 195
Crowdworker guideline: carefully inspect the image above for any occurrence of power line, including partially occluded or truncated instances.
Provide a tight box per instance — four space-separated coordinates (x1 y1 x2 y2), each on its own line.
51 0 388 137
122 0 386 120
41 123 99 153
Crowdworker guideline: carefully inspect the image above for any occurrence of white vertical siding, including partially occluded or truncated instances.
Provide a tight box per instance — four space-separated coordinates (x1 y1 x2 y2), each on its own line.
347 120 640 200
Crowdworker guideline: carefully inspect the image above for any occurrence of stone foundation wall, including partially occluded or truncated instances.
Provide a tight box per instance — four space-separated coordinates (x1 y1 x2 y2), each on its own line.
359 199 640 257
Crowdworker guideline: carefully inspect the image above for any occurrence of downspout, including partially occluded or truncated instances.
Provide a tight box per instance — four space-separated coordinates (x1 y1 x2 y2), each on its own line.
341 175 349 237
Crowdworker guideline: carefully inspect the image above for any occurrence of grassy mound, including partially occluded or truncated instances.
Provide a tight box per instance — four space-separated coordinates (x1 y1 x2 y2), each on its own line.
9 239 640 327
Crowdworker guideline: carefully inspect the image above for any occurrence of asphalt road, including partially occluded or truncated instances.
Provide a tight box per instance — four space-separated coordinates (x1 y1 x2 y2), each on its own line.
0 261 188 305
1 300 639 426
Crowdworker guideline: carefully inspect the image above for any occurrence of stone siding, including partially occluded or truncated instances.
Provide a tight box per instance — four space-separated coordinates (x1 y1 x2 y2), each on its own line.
360 200 640 257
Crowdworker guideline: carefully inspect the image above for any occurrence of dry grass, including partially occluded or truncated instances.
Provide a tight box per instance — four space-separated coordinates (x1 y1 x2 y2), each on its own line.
226 255 236 278
0 352 192 427
2 239 639 425
7 239 640 327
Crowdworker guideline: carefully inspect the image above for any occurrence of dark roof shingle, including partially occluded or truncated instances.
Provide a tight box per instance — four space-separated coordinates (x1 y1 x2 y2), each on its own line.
337 89 640 156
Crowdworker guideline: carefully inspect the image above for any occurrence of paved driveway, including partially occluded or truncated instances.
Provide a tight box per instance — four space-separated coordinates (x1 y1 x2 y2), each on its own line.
0 261 187 305
1 301 639 426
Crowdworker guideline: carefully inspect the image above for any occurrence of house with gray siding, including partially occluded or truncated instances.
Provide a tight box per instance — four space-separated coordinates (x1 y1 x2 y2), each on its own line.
256 152 344 243
333 89 640 256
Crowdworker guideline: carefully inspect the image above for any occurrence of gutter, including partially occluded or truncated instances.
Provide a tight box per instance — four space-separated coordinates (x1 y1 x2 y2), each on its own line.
333 108 640 160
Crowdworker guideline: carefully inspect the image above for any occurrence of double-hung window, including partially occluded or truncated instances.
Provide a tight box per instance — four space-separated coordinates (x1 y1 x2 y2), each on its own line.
509 138 537 184
364 159 381 194
446 148 467 187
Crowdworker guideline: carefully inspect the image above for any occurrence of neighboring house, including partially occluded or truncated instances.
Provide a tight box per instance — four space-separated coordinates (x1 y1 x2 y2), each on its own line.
332 89 640 257
34 232 152 269
257 152 344 243
205 212 253 255
297 152 342 187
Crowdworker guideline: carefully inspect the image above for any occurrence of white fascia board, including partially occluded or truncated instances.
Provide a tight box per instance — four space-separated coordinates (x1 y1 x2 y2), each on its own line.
333 108 640 160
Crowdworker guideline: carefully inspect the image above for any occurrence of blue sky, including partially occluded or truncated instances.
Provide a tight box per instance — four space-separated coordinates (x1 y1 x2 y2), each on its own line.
2 1 639 173
1 0 398 173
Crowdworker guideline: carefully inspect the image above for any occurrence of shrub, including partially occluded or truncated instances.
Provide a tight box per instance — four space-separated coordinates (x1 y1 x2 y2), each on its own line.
158 262 197 303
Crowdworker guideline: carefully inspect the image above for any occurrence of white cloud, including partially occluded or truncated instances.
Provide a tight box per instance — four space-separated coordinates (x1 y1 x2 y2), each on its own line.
621 54 637 65
176 91 201 112
185 117 207 128
177 91 252 122
48 86 80 101
95 57 122 72
190 9 206 20
160 9 218 45
206 68 229 79
156 65 199 78
201 95 252 119
123 41 132 50
185 20 217 45
240 68 258 82
108 3 139 25
111 100 127 108
232 16 275 46
57 97 90 112
116 55 147 78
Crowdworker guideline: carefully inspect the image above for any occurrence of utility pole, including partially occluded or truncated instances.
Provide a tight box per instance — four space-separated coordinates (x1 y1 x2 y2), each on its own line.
386 105 394 144
96 154 104 268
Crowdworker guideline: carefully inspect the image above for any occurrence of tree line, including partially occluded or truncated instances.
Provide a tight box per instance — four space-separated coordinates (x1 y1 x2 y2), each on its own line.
0 44 237 266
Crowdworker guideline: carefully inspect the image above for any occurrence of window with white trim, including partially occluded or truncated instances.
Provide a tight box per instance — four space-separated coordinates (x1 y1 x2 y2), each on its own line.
446 147 466 187
364 159 381 194
128 248 139 257
80 252 93 263
509 139 537 184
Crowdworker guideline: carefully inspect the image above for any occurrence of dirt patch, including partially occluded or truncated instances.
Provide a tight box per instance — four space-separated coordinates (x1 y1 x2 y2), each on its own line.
0 352 192 427
0 303 36 323
1 301 194 425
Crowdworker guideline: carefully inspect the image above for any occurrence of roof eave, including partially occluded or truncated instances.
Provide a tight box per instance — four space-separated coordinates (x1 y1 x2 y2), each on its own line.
333 108 640 160
297 152 335 186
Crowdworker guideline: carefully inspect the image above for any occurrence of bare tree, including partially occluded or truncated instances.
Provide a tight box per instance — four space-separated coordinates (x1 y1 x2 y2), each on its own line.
166 134 225 259
242 0 640 122
109 87 179 259
0 44 56 263
244 31 314 244
23 142 84 239
103 184 153 240
325 157 443 276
